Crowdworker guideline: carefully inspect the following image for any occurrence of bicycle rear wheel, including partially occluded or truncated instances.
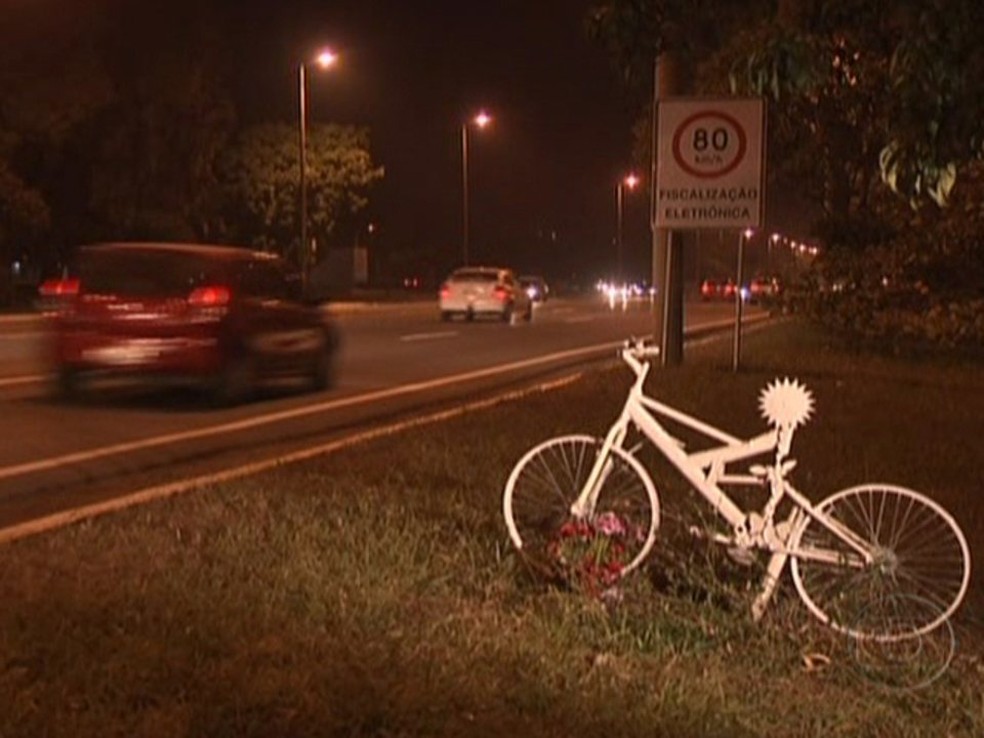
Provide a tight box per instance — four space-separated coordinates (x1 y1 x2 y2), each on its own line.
790 484 971 641
502 435 659 587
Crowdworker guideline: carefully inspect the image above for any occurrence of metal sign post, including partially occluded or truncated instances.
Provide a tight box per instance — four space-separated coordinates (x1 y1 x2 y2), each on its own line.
733 229 747 372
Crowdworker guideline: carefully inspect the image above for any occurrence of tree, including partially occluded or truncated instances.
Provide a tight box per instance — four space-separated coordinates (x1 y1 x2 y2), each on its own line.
722 1 984 211
590 0 984 214
85 0 236 241
217 123 383 263
0 0 237 265
0 2 113 274
0 157 50 305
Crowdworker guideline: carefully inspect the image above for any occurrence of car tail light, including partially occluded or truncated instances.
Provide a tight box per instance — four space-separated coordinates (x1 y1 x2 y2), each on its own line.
493 285 509 301
187 285 231 308
39 277 80 297
439 283 450 299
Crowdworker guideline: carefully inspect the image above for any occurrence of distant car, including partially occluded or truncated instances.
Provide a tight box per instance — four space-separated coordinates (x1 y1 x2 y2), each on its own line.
745 275 783 304
519 275 549 303
439 266 532 322
700 278 737 301
47 242 339 405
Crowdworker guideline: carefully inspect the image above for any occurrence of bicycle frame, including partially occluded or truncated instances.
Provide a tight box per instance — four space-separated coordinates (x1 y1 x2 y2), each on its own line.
568 348 875 617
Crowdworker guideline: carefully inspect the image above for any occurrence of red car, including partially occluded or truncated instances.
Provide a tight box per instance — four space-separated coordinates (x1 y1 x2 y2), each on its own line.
746 275 783 304
699 278 737 301
48 242 339 405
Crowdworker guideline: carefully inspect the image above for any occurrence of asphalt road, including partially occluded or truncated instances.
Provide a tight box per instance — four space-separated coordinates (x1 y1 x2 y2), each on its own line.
0 295 760 531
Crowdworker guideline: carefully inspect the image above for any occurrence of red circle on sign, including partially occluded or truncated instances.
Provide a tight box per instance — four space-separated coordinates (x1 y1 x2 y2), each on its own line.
671 110 747 179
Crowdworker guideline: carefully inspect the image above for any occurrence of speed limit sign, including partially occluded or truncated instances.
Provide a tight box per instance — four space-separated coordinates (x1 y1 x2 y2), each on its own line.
655 98 765 229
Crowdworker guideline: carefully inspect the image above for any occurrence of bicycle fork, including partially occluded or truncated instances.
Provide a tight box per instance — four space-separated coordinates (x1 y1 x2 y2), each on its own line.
569 414 631 520
751 507 806 621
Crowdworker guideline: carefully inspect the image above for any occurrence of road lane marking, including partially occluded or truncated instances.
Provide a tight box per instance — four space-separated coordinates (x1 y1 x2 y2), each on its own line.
399 331 458 342
0 375 42 388
0 314 770 482
0 340 623 481
0 373 584 545
0 332 45 340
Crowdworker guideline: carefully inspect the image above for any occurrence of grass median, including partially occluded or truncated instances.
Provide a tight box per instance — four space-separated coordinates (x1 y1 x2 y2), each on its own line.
1 319 982 737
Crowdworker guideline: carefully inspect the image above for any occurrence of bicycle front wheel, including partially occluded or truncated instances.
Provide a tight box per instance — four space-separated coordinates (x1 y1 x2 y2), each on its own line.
790 484 971 641
502 435 660 584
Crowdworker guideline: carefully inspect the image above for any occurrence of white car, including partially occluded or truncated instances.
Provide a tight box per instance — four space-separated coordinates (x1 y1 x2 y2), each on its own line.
439 266 532 322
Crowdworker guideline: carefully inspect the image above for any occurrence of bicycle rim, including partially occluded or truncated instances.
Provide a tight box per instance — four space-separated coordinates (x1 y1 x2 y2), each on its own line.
502 435 660 584
790 484 971 641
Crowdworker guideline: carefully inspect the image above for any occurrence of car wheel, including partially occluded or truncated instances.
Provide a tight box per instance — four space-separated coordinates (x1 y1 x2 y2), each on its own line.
440 310 452 322
502 302 514 323
524 302 533 322
211 351 256 407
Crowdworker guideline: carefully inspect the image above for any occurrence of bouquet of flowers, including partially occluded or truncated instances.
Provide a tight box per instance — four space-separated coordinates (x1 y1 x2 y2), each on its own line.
546 511 633 595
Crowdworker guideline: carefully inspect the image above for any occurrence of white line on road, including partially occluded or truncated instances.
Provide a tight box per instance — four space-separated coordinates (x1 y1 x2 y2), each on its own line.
399 331 458 342
0 339 626 482
0 332 44 340
0 315 769 482
0 375 42 389
563 316 598 324
0 373 584 545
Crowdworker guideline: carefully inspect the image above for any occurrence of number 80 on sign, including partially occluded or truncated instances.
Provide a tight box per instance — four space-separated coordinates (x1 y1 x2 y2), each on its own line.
672 110 748 179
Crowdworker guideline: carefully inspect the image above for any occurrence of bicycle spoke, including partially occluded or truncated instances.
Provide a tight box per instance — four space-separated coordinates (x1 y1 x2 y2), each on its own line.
503 435 659 586
791 484 970 641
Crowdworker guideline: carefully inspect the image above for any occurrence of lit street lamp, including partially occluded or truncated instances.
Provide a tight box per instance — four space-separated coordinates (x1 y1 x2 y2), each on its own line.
298 48 338 282
769 232 780 270
616 173 639 280
461 111 491 266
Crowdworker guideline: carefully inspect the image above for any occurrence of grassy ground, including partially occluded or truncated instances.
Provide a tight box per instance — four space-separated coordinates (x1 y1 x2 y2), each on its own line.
1 320 982 737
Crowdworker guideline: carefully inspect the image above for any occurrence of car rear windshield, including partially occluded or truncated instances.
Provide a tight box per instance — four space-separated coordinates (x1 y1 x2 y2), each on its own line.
451 270 497 282
79 250 225 298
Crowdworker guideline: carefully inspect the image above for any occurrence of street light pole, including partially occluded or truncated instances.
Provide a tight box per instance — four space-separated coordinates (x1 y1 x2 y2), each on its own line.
616 181 623 281
297 49 337 283
298 62 309 277
733 227 753 372
460 111 491 266
461 122 470 267
616 174 639 282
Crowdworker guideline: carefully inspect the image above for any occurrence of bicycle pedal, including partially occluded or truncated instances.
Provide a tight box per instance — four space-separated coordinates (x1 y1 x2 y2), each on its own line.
726 547 757 567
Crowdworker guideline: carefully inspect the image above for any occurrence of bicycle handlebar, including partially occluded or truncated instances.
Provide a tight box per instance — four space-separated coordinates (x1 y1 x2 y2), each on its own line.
620 338 660 376
621 338 660 359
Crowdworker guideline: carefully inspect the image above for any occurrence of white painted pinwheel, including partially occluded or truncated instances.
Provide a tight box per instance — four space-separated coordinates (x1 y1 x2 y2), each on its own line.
759 378 815 430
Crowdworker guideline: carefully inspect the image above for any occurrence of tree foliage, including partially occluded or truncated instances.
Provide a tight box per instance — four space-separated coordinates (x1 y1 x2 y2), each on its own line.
588 0 984 213
722 1 984 211
589 0 984 347
217 124 383 263
0 0 386 304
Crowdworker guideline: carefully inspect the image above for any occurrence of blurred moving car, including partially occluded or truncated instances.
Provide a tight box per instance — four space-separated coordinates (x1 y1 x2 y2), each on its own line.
745 275 783 304
439 266 532 322
37 273 81 313
519 275 549 303
48 242 339 405
699 278 737 301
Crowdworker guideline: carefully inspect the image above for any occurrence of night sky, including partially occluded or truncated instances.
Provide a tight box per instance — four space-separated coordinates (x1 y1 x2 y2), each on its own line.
5 0 655 282
269 0 645 281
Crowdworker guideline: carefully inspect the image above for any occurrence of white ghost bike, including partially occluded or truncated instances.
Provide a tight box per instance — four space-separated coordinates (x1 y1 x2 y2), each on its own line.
502 339 971 641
